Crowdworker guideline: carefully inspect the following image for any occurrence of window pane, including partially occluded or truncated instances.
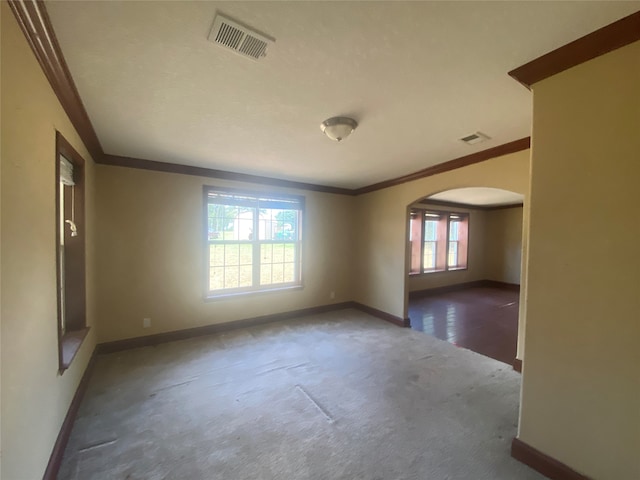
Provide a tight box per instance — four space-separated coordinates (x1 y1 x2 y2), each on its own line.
210 266 224 291
424 220 438 241
261 243 272 263
259 208 298 240
239 244 252 265
260 263 272 285
239 265 252 288
284 263 295 283
284 245 295 263
210 244 224 267
260 242 296 286
423 241 436 270
225 244 240 265
449 241 459 267
272 263 285 284
207 205 234 241
209 243 253 291
224 266 239 289
449 220 459 241
208 205 254 241
272 243 285 263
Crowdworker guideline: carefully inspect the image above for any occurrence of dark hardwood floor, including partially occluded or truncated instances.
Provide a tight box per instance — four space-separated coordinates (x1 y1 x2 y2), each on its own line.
408 286 519 365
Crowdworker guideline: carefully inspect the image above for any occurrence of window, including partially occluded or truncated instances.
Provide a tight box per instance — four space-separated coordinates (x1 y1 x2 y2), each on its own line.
56 132 89 372
204 187 303 297
409 209 468 274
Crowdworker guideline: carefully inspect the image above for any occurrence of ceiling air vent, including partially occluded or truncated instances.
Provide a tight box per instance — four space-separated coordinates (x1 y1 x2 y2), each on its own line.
208 14 274 61
460 132 490 145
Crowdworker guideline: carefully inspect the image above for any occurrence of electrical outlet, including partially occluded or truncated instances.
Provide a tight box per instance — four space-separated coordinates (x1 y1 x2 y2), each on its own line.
329 291 335 300
143 317 151 328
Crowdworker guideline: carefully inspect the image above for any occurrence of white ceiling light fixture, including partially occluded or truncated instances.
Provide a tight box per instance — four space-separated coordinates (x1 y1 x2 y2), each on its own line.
321 117 358 142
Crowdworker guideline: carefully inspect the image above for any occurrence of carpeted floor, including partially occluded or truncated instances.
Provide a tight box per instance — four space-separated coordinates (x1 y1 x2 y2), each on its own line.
59 309 544 480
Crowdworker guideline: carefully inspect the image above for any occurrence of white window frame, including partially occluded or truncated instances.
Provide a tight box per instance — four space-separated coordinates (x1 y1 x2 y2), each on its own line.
204 186 304 298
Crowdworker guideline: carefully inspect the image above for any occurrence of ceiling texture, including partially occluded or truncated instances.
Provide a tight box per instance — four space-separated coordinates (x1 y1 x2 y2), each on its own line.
46 1 639 189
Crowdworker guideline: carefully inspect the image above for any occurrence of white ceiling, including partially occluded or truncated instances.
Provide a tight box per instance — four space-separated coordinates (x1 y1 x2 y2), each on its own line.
427 187 524 206
46 1 639 189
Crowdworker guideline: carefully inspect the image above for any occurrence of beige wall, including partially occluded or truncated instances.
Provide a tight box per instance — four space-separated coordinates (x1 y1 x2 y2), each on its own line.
1 4 98 479
408 205 488 292
518 41 640 479
484 206 523 285
354 149 530 320
94 166 355 343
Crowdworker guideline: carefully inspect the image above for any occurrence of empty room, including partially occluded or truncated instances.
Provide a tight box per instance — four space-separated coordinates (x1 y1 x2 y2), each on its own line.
1 2 639 480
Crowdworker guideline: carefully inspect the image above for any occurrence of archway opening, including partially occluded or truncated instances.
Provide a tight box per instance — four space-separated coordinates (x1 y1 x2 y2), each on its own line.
405 187 525 366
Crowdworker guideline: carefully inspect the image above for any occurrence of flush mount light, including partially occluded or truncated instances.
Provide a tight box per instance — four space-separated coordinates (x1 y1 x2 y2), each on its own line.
320 117 358 142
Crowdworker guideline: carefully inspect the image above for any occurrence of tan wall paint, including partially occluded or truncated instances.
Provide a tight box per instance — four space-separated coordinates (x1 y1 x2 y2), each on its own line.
1 4 97 479
353 149 530 321
484 207 523 285
408 205 488 292
518 41 640 479
94 165 355 343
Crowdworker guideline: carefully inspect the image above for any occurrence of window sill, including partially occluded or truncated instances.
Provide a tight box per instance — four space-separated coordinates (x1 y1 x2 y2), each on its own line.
204 284 303 302
59 327 90 373
409 268 468 277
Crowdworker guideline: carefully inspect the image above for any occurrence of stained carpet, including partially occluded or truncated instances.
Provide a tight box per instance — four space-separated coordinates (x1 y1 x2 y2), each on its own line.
59 309 543 480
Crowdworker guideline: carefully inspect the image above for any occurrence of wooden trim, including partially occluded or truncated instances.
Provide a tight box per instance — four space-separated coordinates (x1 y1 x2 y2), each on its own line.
101 154 354 195
353 137 531 195
511 438 591 480
351 302 411 328
513 358 522 373
484 203 524 212
97 302 356 354
409 279 520 299
419 199 524 212
482 280 521 292
8 0 104 162
43 349 97 480
100 140 529 197
97 301 412 354
509 11 640 89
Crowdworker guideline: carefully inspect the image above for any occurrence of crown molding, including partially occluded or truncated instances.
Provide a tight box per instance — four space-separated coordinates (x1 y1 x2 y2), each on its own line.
509 10 640 89
101 154 354 195
8 0 104 162
353 137 531 195
417 199 524 212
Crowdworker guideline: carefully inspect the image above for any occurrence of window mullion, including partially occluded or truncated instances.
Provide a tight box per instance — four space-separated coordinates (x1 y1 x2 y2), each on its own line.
252 207 260 288
420 210 426 272
445 217 452 270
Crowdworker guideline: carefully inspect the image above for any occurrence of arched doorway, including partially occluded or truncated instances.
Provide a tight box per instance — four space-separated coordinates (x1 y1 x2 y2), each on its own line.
405 187 525 366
